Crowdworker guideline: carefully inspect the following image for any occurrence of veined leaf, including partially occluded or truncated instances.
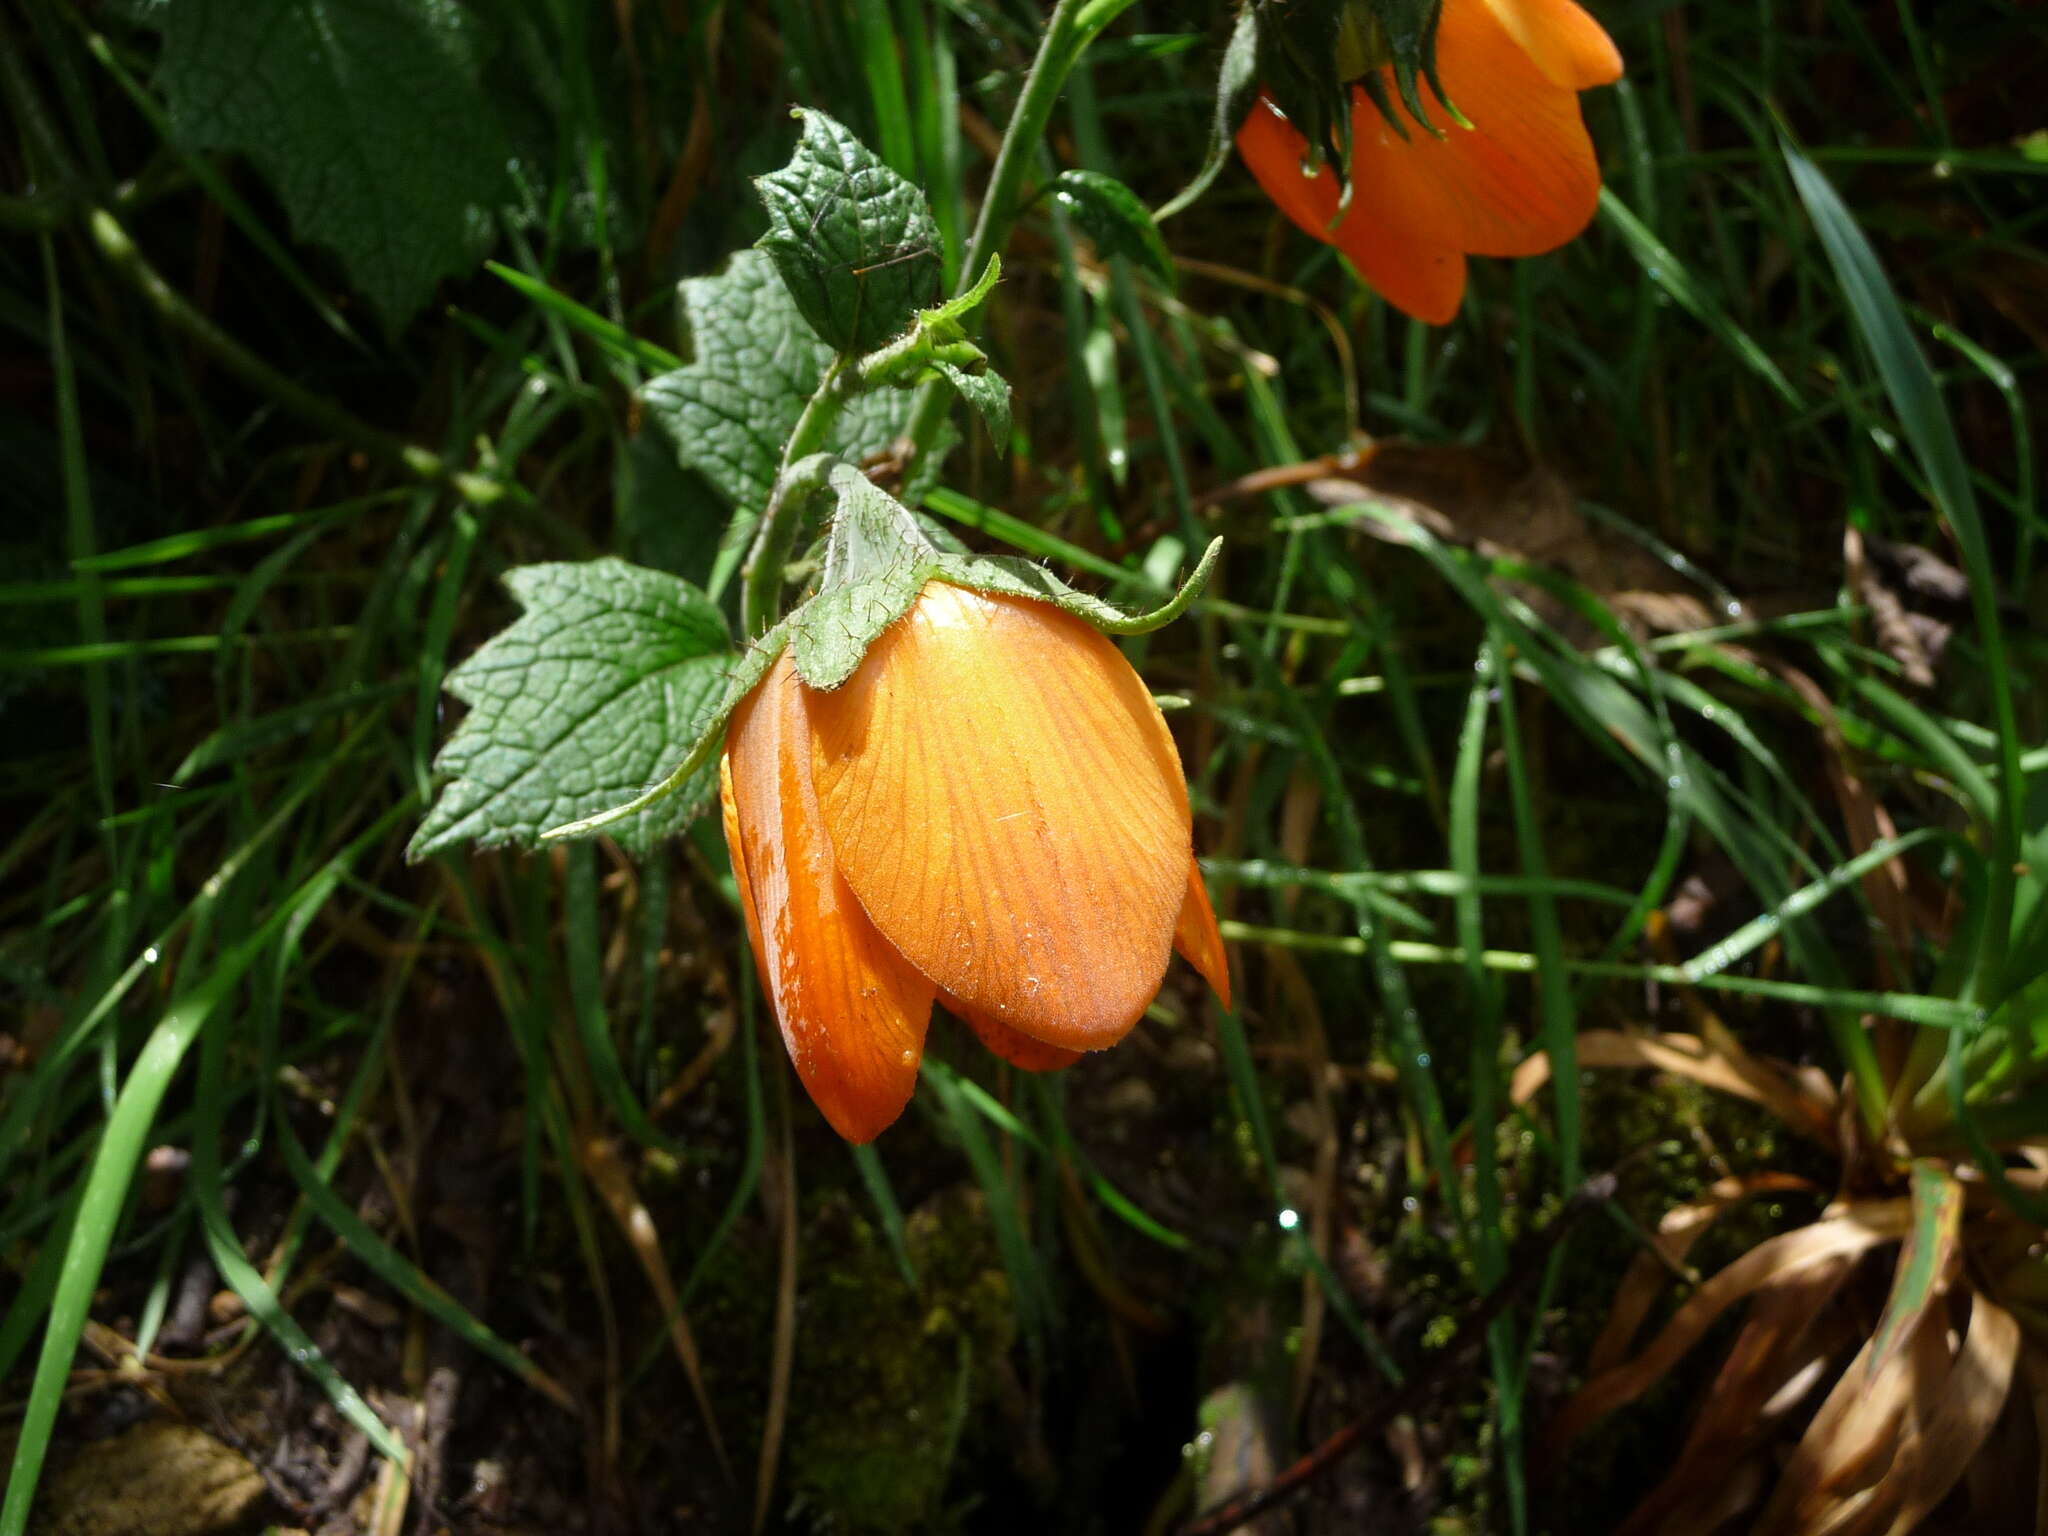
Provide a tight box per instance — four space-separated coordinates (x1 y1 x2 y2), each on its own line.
153 0 511 332
410 559 734 858
754 108 943 355
642 250 909 513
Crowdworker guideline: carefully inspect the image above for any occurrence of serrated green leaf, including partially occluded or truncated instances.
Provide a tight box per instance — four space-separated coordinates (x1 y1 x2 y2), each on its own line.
933 360 1011 448
153 0 511 332
411 560 734 859
538 618 791 844
754 108 943 354
1048 170 1177 288
642 250 909 513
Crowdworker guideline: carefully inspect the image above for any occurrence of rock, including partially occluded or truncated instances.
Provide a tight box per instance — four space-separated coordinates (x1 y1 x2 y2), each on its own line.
40 1419 266 1536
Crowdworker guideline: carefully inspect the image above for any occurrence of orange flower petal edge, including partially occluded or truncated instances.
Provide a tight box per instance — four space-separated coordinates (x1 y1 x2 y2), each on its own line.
1479 0 1623 90
1235 96 1469 324
806 581 1192 1052
1174 857 1232 1012
947 994 1085 1073
721 653 934 1143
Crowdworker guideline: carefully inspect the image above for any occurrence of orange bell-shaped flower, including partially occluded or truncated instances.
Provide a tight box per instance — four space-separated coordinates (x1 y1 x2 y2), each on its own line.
1236 0 1623 323
719 580 1230 1142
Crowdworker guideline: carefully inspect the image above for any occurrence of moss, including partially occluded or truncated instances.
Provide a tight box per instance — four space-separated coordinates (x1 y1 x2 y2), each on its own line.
781 1187 1014 1535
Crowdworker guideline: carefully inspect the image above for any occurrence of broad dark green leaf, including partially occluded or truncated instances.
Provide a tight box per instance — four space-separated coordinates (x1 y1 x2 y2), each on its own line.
154 0 511 331
641 250 909 512
1049 169 1177 287
411 560 733 858
754 108 944 354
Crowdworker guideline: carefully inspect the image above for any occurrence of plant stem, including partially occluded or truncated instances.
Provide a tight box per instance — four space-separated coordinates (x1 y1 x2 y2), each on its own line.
740 360 850 636
901 0 1141 462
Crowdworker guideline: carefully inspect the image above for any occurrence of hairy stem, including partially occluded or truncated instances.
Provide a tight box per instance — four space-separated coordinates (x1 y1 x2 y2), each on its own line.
740 360 850 635
901 0 1141 461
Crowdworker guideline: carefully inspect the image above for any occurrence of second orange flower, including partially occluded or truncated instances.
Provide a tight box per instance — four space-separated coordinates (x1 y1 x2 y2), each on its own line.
1236 0 1624 323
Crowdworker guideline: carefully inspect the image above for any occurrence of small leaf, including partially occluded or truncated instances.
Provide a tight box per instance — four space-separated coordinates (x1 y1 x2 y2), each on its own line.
920 253 1003 330
641 250 909 512
411 560 735 859
153 0 511 332
754 108 944 355
1048 170 1177 287
933 360 1011 449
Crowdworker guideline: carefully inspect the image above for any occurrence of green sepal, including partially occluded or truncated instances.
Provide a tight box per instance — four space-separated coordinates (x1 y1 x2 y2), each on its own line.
789 465 939 691
1255 0 1351 174
787 469 1223 692
933 536 1222 636
1155 5 1261 224
754 108 944 356
1375 0 1462 133
1251 0 1461 170
538 618 795 845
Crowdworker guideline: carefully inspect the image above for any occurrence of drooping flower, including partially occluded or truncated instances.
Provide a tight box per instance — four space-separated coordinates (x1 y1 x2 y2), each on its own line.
1236 0 1623 323
719 579 1230 1142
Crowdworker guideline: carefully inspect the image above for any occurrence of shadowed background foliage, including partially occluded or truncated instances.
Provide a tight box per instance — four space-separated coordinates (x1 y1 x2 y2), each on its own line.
3 1 2046 1532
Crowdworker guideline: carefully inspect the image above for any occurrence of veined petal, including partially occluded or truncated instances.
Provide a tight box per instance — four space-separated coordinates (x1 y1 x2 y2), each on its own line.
807 582 1190 1051
1238 95 1468 323
723 654 935 1143
1348 0 1602 258
1480 0 1624 89
1174 859 1232 1010
947 994 1085 1073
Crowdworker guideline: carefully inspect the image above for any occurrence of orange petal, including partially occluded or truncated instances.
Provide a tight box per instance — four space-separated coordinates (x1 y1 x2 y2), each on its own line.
806 582 1190 1051
1236 94 1345 246
1331 218 1469 324
1346 0 1602 258
723 653 935 1143
947 994 1085 1073
1238 94 1469 323
1174 859 1232 1011
1480 0 1624 89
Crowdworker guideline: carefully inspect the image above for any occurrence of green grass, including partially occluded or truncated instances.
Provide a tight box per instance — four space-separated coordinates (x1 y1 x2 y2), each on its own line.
4 1 2044 1532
